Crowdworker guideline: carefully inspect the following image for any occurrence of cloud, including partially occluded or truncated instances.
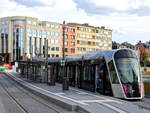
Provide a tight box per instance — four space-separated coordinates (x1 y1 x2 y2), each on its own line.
10 0 55 7
0 0 150 44
127 6 150 16
73 0 150 16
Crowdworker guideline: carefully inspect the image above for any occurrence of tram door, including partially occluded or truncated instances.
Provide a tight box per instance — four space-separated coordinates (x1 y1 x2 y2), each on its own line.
67 65 76 87
81 64 95 92
96 62 112 95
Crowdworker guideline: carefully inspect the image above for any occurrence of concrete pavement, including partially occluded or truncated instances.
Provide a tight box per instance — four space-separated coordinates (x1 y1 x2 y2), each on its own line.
5 71 150 113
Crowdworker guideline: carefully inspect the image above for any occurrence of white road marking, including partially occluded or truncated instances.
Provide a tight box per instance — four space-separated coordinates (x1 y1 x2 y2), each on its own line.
70 87 113 100
99 102 127 113
77 92 88 95
55 93 65 95
80 99 122 104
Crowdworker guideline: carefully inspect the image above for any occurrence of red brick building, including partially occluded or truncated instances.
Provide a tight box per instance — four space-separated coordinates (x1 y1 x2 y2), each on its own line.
60 24 76 56
136 41 150 61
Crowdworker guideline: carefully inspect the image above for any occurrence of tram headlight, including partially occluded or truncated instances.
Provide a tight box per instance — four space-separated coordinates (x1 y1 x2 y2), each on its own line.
123 85 127 94
139 84 141 94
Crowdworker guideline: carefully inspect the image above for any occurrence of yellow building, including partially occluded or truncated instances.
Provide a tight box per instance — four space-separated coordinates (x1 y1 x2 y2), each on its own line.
67 23 112 54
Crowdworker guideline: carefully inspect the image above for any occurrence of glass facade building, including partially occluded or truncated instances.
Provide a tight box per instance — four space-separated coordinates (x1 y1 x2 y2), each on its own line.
13 20 24 61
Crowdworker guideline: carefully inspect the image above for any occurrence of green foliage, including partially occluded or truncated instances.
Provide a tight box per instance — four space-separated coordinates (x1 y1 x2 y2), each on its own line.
140 52 150 67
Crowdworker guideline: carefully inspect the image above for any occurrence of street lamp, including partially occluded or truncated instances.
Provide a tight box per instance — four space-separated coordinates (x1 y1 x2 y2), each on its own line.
62 21 69 91
45 39 48 84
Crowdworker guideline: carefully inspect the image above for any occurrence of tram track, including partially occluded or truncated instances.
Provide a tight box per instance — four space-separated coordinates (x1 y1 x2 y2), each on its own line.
0 73 66 113
0 82 29 113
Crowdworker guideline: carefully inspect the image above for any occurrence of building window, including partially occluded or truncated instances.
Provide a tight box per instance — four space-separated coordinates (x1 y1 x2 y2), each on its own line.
1 21 5 25
52 54 55 57
51 39 55 44
55 25 59 29
27 29 32 36
42 31 46 37
14 20 24 25
104 31 108 35
71 28 75 32
47 31 50 35
38 30 42 37
55 39 59 44
46 24 50 27
27 21 32 25
64 28 68 32
71 48 75 53
56 54 59 57
100 31 103 35
70 42 75 46
99 43 103 47
56 47 59 51
51 31 55 36
33 21 36 26
51 47 55 51
65 48 68 52
65 41 68 46
51 24 55 28
5 28 8 34
71 35 75 39
83 48 86 51
55 32 59 37
104 44 108 47
64 34 68 38
5 21 8 25
96 42 99 46
33 29 37 37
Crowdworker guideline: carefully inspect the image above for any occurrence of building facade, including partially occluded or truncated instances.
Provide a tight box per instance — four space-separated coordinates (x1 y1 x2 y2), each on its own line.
136 41 150 61
0 16 112 64
0 16 61 64
67 23 112 55
60 24 76 56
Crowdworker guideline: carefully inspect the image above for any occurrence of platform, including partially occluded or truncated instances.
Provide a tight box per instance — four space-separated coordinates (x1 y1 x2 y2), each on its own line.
5 71 150 113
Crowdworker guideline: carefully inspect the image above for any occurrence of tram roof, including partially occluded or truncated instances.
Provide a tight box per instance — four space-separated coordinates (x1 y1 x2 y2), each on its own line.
33 49 121 63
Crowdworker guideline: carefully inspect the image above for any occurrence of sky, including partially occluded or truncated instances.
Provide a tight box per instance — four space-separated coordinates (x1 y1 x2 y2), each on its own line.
0 0 150 44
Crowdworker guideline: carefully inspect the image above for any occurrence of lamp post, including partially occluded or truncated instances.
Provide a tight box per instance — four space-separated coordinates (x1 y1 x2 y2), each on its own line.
62 21 69 91
45 39 48 84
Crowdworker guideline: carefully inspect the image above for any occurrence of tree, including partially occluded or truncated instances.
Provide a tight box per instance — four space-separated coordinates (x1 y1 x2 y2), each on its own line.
140 52 150 67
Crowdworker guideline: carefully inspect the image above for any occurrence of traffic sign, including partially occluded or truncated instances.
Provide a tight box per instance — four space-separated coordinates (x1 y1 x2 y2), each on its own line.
61 60 65 66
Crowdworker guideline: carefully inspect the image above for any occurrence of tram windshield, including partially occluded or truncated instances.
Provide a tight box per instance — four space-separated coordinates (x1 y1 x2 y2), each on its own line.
115 58 141 84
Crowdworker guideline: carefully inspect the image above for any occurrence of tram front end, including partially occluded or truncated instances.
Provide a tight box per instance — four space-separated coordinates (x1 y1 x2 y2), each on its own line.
110 49 144 99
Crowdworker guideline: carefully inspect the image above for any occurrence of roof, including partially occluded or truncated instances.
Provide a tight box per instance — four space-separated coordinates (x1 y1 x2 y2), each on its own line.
33 49 118 63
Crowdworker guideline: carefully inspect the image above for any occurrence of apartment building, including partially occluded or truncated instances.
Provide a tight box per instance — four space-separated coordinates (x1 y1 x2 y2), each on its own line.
60 24 76 56
0 16 61 64
67 23 112 54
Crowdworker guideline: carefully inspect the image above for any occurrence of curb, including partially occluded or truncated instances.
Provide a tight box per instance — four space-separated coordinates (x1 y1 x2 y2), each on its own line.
5 72 90 113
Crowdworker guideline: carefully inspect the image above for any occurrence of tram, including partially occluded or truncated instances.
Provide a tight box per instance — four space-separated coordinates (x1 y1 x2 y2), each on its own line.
33 48 144 99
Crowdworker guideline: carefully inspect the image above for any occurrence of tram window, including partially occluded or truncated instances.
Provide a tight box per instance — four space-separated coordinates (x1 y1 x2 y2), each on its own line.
83 66 91 81
108 61 119 84
115 58 140 84
58 67 62 77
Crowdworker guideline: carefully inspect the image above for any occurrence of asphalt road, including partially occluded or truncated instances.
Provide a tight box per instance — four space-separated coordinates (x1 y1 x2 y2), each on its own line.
0 72 75 113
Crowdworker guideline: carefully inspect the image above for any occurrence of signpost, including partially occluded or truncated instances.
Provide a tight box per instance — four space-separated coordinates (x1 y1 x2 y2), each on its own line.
62 21 69 91
61 60 65 66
